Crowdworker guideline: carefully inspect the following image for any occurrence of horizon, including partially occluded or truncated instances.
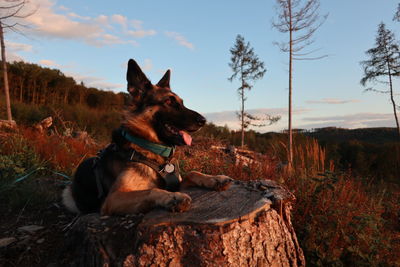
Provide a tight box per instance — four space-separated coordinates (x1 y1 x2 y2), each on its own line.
3 0 400 132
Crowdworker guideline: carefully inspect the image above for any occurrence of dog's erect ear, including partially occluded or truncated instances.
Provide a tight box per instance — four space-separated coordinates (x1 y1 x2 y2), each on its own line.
126 59 152 99
156 70 171 89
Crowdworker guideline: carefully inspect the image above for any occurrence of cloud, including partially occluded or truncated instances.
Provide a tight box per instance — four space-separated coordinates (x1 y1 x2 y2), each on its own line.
165 31 194 50
38 59 60 67
34 58 124 91
299 113 395 129
5 42 33 62
111 14 128 28
127 19 156 38
22 0 151 47
68 72 124 91
203 109 396 132
204 108 310 131
67 12 90 20
127 29 157 38
141 59 153 72
7 42 33 52
306 98 361 105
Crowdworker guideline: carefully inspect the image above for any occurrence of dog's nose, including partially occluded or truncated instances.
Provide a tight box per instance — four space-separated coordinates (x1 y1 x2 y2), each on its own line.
197 115 206 126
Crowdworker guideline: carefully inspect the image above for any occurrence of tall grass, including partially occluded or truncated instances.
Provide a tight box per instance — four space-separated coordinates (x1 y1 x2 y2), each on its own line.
283 138 399 266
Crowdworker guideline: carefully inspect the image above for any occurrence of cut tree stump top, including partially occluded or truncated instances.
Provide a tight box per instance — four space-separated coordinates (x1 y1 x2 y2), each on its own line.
142 180 292 226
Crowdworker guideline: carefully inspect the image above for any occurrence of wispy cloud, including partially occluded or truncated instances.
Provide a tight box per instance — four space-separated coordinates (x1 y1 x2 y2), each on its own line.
306 98 361 105
68 72 124 91
111 14 128 28
299 113 395 129
204 108 310 131
164 31 194 50
7 41 33 53
38 59 60 67
127 19 156 38
203 109 395 132
36 58 124 91
67 12 90 20
141 58 153 72
6 41 33 61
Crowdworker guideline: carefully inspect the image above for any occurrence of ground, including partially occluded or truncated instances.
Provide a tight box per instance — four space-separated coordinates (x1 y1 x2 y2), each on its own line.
0 183 76 267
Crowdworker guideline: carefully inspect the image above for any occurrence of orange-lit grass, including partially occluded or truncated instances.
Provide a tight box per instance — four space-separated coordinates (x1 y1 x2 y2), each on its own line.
19 128 100 173
178 137 399 266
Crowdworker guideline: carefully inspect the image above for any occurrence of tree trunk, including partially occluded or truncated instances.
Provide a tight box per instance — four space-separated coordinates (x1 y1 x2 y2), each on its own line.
387 66 400 138
241 87 245 148
19 78 23 102
288 0 293 171
240 63 245 148
64 180 305 267
0 21 12 121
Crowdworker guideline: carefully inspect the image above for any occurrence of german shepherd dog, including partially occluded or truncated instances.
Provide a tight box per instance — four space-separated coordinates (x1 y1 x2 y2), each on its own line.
62 59 232 215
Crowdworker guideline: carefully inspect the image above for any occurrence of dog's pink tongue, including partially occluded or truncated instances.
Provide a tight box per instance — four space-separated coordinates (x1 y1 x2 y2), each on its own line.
179 130 192 146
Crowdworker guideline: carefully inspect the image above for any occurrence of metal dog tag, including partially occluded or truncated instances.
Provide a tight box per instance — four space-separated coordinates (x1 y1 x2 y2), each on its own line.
164 163 175 173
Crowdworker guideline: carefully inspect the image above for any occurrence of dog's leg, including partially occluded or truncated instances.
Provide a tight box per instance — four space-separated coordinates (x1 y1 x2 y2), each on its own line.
181 171 233 191
101 188 192 215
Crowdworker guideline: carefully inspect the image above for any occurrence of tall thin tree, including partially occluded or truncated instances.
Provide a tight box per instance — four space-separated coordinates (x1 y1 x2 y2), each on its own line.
0 0 34 121
272 0 327 170
360 23 400 137
229 34 266 147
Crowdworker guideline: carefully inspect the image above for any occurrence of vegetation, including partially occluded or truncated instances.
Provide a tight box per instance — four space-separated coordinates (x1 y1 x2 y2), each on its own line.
360 22 400 138
228 34 268 147
1 120 398 266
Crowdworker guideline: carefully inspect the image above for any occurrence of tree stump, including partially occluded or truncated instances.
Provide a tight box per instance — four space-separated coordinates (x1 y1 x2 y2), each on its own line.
64 180 305 267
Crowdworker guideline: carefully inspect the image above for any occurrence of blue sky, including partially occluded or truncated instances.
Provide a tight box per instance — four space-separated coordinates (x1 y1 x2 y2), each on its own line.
5 0 400 131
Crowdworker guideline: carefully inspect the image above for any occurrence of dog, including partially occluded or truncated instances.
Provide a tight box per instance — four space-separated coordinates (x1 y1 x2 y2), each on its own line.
62 59 232 215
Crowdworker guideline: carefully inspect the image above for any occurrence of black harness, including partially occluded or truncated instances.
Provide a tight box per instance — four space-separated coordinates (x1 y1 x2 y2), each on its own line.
93 143 181 199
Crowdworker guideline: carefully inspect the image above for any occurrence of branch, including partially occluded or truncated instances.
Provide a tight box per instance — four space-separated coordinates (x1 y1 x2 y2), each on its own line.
363 87 389 94
293 54 328 61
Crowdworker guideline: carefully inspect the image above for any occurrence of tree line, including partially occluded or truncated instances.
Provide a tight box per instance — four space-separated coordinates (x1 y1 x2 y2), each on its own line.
0 61 129 110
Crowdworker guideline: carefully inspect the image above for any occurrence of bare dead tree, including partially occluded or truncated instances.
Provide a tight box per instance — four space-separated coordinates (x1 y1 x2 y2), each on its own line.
0 0 35 121
272 0 327 171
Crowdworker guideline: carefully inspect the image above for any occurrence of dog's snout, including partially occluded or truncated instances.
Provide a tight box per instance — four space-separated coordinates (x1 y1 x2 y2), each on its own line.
197 115 206 126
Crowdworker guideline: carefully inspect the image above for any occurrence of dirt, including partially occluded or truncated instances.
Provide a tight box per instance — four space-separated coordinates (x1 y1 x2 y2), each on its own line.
0 197 77 267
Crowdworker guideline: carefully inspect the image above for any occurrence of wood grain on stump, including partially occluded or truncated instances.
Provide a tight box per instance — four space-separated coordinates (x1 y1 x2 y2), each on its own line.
64 180 305 267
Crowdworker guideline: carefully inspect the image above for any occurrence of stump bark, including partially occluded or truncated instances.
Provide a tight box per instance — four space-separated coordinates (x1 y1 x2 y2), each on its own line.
64 180 305 267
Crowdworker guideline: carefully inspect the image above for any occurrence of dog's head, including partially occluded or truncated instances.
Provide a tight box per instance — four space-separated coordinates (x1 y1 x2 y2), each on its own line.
123 59 206 146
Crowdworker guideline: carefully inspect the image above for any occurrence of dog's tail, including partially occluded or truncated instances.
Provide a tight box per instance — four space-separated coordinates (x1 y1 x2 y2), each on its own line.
62 186 80 213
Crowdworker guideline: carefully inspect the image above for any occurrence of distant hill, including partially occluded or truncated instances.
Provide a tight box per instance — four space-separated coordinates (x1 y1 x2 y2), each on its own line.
305 127 398 144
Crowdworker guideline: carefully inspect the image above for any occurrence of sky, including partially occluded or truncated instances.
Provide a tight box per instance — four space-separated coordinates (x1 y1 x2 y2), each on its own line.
3 0 400 132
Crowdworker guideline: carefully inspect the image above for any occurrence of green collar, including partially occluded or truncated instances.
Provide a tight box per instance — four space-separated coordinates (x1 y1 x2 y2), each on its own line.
121 129 174 158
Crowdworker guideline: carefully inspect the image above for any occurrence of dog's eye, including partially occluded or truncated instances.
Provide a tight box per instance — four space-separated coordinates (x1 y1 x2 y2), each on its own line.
165 98 172 106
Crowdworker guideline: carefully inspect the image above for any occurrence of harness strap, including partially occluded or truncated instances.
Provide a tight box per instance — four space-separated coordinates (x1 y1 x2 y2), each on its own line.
129 150 181 192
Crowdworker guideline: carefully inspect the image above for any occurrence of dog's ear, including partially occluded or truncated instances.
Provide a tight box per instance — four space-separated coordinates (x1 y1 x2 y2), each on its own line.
156 70 171 89
126 59 152 100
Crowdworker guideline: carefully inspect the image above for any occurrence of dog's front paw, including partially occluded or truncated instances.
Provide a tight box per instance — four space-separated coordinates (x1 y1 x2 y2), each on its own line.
212 175 233 191
165 192 192 212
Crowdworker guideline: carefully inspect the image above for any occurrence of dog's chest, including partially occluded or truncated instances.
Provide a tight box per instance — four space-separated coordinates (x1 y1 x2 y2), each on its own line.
116 164 159 191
